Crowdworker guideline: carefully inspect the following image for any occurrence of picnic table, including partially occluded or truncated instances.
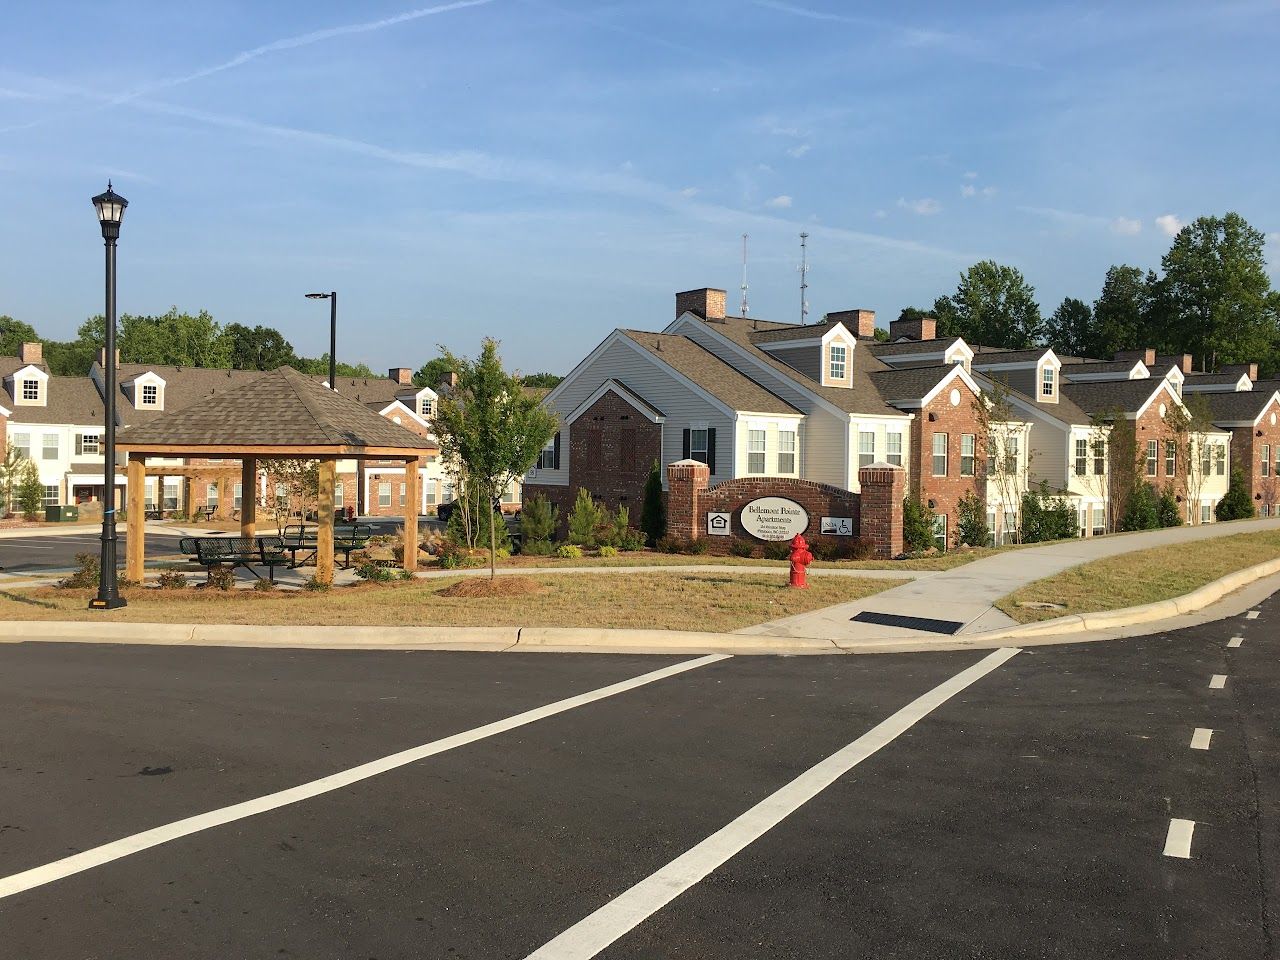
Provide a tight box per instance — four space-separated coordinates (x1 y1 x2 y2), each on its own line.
282 523 373 570
192 536 288 583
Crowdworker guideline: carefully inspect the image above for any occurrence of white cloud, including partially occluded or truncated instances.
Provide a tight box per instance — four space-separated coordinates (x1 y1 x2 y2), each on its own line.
873 209 888 219
963 171 978 180
766 194 793 209
679 186 699 198
1156 214 1184 237
786 143 812 158
960 184 976 198
1111 217 1142 236
898 197 941 215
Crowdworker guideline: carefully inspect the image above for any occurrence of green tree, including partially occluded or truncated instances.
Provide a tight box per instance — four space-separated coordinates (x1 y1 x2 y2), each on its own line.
225 323 298 370
0 444 26 515
902 496 935 552
413 356 455 390
1120 482 1160 532
0 316 39 357
1157 488 1183 527
956 491 990 547
1091 265 1153 360
42 339 98 376
639 459 665 546
1019 482 1077 543
292 354 379 379
261 459 319 530
567 488 604 548
933 260 1043 348
1044 297 1094 358
519 493 557 543
15 459 44 520
1216 467 1256 521
520 372 564 389
432 338 558 577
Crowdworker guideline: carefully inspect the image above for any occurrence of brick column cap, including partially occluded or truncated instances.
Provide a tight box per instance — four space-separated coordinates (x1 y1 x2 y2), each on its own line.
858 462 905 484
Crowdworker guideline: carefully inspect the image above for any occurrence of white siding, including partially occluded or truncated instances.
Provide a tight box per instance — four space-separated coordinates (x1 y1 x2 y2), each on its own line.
734 416 805 478
847 417 912 492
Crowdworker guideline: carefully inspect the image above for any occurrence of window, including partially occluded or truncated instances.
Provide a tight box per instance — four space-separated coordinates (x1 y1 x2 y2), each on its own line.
274 482 287 507
886 432 903 466
858 430 875 469
378 482 392 508
747 429 766 474
1041 366 1055 397
1074 438 1088 477
42 434 58 460
334 483 344 510
426 483 438 505
144 477 157 510
778 430 796 474
537 436 557 470
1078 507 1087 538
960 434 975 477
233 483 243 511
931 513 948 551
828 344 847 380
76 434 100 456
1201 503 1212 524
43 485 59 506
140 383 159 406
932 432 948 476
1274 447 1279 479
1003 510 1018 545
21 379 39 401
400 482 407 506
503 481 516 502
1145 440 1158 476
162 478 179 511
12 432 31 459
1093 508 1106 537
1093 440 1106 476
1214 444 1226 476
690 428 709 465
1005 435 1020 475
1200 443 1211 477
986 510 997 546
206 483 219 508
1263 445 1271 478
1165 440 1176 477
419 397 434 417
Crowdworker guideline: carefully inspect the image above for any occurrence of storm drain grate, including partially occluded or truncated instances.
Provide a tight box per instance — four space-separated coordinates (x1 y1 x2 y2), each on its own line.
851 611 965 635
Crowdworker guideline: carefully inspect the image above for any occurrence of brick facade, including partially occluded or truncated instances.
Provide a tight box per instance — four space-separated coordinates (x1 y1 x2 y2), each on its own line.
911 378 986 544
858 464 905 558
1228 395 1280 514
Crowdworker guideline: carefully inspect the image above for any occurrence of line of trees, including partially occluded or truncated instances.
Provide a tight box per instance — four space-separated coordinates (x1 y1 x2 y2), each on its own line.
907 212 1280 375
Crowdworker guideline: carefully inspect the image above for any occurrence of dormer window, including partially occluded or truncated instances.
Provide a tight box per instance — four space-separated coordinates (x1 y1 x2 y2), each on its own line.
1041 366 1056 397
829 344 847 380
419 397 434 417
21 379 39 401
141 384 159 406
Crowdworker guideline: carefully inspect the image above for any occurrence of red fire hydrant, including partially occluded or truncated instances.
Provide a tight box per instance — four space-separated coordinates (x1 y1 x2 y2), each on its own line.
788 534 813 589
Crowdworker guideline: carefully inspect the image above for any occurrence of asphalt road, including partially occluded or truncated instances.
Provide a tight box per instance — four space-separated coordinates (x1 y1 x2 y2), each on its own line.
0 530 186 574
0 598 1274 958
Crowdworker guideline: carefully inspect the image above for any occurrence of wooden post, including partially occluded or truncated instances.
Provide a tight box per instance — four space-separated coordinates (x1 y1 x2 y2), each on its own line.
317 457 336 585
403 456 420 573
240 457 257 537
126 455 146 583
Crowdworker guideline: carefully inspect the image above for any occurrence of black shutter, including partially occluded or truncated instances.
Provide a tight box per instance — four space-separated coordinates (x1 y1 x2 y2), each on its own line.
682 429 691 460
74 435 83 456
553 432 561 470
707 428 717 474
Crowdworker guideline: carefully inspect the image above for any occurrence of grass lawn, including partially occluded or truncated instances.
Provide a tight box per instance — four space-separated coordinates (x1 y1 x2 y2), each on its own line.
997 529 1280 623
0 572 905 632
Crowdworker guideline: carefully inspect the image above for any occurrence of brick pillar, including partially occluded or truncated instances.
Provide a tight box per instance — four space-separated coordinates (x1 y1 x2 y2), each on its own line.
665 459 710 540
858 463 905 559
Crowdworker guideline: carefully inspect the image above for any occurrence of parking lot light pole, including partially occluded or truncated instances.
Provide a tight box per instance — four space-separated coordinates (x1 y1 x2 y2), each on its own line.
305 291 337 391
90 182 128 610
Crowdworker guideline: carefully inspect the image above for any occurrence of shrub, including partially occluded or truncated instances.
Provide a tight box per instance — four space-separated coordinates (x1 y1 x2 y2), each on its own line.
684 538 709 555
1120 482 1159 532
902 497 935 552
1216 467 1256 522
520 538 554 557
252 577 278 592
398 569 415 581
598 545 618 558
847 537 876 560
729 540 755 558
639 460 666 546
811 541 838 562
303 575 330 592
156 570 187 590
1019 482 1077 543
567 489 604 548
763 540 790 561
205 565 236 591
956 491 990 548
616 527 647 551
656 535 682 554
555 543 583 559
15 460 42 521
1157 488 1183 528
520 494 558 547
355 561 395 583
59 553 101 589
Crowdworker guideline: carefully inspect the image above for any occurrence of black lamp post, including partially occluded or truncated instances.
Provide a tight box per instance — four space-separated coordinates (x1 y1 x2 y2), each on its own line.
305 291 337 391
89 182 128 610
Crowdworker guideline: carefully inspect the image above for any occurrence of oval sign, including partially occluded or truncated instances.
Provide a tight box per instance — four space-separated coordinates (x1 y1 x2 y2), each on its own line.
740 496 810 542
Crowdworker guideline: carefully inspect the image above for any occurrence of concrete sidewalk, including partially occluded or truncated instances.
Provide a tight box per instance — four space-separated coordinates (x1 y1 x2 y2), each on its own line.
739 517 1280 643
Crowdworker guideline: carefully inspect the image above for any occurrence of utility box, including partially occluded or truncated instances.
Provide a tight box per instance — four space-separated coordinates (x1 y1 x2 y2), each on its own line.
45 505 80 523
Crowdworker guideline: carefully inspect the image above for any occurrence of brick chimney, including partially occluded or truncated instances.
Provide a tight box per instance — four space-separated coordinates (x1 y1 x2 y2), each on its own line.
675 288 727 322
1162 354 1194 374
389 367 413 386
1114 348 1156 366
1220 362 1258 381
438 371 459 390
825 309 877 340
96 348 122 366
888 316 937 342
18 342 42 364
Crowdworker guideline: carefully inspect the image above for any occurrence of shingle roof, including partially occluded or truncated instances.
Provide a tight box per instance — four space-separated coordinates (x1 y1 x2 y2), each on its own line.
748 319 845 344
110 363 267 425
1061 378 1172 416
867 337 965 357
870 365 961 403
310 374 412 406
1201 389 1279 424
0 376 106 425
619 330 800 415
1181 371 1249 385
1060 359 1143 375
971 371 1095 425
970 347 1056 365
117 366 436 450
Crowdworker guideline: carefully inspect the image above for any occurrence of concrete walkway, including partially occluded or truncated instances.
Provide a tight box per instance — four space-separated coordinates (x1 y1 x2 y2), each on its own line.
738 517 1280 643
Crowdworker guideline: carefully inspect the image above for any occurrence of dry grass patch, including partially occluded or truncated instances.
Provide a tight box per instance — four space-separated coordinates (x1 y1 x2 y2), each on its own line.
437 576 546 599
997 529 1280 623
0 572 903 632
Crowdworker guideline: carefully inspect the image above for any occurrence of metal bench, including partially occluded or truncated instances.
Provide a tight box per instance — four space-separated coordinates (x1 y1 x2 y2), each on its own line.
196 505 218 521
192 536 288 583
282 523 373 569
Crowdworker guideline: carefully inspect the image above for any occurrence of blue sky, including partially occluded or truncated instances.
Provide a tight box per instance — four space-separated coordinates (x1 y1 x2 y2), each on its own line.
2 0 1278 374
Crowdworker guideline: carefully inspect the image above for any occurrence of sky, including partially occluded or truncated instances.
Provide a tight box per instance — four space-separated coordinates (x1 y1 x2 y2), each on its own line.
2 0 1279 375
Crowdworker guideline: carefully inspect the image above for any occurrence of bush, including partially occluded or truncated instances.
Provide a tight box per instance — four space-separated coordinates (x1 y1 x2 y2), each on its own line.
1157 488 1183 528
156 570 187 590
567 489 604 548
685 538 709 555
598 545 618 558
1216 467 1256 522
520 493 558 546
811 541 838 562
656 535 683 554
205 565 236 590
956 491 990 548
15 460 42 521
763 540 790 561
303 575 330 592
639 460 666 547
59 553 102 589
555 543 583 559
810 538 877 562
252 577 278 592
729 540 756 558
1120 482 1159 532
902 497 935 552
1019 482 1077 543
616 527 647 551
354 561 395 583
520 538 554 557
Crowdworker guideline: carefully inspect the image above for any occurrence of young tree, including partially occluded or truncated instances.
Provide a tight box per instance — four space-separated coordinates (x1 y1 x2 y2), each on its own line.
519 494 557 545
1044 297 1094 358
432 338 558 578
933 260 1043 348
1120 482 1159 531
902 496 936 552
639 459 666 546
972 376 1029 543
261 459 319 531
1019 482 1077 543
567 488 604 548
1157 487 1183 528
1165 393 1216 524
956 491 990 547
1216 467 1255 521
15 459 44 520
0 444 25 516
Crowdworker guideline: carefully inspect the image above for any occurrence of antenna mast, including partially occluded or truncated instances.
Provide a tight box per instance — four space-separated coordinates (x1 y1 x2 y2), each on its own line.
740 233 750 317
798 232 810 325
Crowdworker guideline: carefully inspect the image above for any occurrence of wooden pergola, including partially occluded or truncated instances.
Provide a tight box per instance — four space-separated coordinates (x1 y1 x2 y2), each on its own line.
117 366 436 585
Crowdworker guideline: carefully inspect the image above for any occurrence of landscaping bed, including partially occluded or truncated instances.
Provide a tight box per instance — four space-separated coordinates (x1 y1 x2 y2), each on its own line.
433 546 991 572
0 572 905 632
996 529 1280 623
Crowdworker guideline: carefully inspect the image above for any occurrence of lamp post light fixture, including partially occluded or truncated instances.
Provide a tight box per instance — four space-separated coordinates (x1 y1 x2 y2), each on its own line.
305 291 337 391
89 182 128 610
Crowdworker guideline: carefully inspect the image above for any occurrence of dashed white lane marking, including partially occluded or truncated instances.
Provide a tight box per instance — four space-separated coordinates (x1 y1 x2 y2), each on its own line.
1228 637 1243 648
1209 675 1228 689
524 646 1021 960
1246 610 1260 619
1190 728 1214 750
1163 819 1196 859
0 654 731 901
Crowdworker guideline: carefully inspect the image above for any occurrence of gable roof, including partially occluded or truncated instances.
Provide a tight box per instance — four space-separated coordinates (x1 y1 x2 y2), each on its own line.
971 371 1095 427
1201 389 1280 425
871 364 966 405
748 319 847 345
117 366 436 451
1062 378 1175 417
0 375 107 426
969 347 1058 365
108 363 266 425
867 336 966 357
1060 359 1145 375
618 330 800 415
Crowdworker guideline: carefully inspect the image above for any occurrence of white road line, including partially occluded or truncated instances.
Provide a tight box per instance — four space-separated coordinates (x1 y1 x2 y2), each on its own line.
0 653 730 901
1190 728 1213 750
1246 610 1260 619
1163 819 1196 859
524 646 1020 960
1227 637 1243 648
1209 674 1227 689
